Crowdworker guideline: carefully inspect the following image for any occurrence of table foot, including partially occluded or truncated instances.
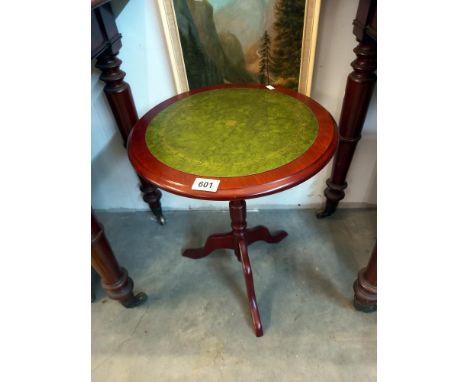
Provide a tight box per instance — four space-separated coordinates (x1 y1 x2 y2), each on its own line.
316 203 337 218
353 244 377 312
237 238 263 337
183 232 234 259
246 225 288 245
353 272 377 312
151 207 166 225
121 291 148 308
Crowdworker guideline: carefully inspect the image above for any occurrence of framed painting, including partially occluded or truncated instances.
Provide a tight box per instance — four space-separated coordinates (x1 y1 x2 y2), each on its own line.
157 0 321 95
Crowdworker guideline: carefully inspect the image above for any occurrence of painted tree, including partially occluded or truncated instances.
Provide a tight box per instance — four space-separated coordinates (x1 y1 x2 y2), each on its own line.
179 27 223 88
258 31 272 85
179 28 206 89
270 0 305 89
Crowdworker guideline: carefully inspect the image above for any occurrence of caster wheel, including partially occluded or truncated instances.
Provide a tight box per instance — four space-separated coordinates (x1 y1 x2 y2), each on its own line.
122 292 148 308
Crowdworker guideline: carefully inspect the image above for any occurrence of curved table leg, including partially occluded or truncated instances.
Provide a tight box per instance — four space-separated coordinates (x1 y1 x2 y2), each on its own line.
246 225 288 245
236 238 263 337
182 200 286 336
230 200 263 336
182 232 234 259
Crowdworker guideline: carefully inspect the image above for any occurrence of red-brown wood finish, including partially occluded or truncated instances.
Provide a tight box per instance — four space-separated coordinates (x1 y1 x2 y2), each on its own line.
127 83 338 201
317 0 376 218
183 200 287 337
91 211 147 307
92 2 165 224
95 52 139 141
353 243 377 312
91 2 149 307
128 83 336 336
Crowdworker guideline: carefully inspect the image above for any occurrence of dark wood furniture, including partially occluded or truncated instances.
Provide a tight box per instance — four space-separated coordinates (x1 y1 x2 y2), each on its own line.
91 0 155 307
317 0 376 218
91 1 165 224
127 84 338 336
92 210 147 307
353 243 377 311
314 0 377 311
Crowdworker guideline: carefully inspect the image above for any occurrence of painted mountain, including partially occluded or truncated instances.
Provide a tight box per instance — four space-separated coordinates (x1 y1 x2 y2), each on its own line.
173 0 305 90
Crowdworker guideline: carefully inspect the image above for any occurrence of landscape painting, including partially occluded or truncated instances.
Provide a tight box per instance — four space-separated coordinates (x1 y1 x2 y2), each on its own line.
173 0 308 91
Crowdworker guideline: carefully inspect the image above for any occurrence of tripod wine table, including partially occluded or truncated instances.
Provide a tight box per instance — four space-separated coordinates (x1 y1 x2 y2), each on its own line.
128 84 338 336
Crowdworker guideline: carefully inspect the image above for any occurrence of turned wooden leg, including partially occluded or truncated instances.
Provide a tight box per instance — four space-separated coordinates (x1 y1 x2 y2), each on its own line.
139 178 165 225
94 49 138 142
317 41 376 218
91 267 99 302
91 211 147 308
94 47 165 224
230 200 263 337
353 243 377 312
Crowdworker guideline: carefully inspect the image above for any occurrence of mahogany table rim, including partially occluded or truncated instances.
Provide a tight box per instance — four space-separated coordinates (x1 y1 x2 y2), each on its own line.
127 83 338 337
127 83 338 201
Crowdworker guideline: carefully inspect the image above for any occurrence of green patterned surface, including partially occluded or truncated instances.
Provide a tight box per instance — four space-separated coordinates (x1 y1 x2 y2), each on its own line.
145 88 318 177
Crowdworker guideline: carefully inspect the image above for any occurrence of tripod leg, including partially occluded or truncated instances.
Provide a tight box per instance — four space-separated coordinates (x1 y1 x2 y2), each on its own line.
237 238 263 337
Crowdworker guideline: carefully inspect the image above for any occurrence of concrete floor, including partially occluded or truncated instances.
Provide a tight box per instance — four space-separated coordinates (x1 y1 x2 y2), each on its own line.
92 208 376 382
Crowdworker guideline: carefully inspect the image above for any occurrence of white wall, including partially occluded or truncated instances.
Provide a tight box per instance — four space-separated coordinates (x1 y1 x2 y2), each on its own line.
91 0 376 211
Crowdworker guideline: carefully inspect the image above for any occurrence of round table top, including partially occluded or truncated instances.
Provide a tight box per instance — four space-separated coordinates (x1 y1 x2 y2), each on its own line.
128 84 338 201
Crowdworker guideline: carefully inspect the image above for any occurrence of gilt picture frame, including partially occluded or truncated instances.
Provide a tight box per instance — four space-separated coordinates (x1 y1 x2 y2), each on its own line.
157 0 321 96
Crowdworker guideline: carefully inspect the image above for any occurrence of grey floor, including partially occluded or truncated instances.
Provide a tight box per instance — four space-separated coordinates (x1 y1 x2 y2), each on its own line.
92 208 376 382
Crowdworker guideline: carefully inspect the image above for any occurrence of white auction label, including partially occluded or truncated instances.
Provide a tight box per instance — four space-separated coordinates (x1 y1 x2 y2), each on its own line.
191 178 220 192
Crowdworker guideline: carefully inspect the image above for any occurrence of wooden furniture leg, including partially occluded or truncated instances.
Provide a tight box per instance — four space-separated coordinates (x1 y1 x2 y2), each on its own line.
94 50 138 141
317 40 376 218
91 267 99 302
230 201 263 337
91 211 147 308
92 3 165 224
317 0 377 218
353 243 377 312
182 200 287 337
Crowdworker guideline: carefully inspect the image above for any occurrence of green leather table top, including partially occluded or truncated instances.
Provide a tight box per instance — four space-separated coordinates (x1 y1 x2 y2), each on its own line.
145 88 319 177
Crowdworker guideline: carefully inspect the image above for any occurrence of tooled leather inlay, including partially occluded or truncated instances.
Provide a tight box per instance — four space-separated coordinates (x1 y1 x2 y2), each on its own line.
145 88 318 177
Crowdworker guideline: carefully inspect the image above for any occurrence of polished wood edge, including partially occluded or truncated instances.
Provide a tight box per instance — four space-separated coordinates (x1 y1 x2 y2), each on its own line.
128 84 338 201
